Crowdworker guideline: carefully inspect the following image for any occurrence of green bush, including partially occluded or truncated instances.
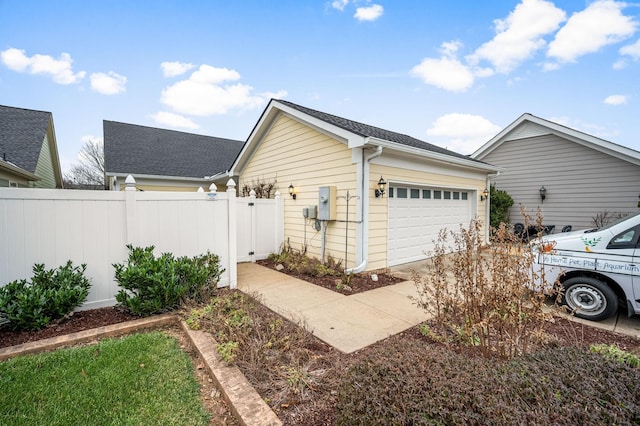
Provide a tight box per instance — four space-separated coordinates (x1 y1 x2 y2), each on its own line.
114 245 223 316
337 340 640 425
490 184 514 228
0 261 91 331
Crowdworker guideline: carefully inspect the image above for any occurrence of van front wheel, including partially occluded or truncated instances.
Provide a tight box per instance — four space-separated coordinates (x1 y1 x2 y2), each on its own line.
562 277 618 321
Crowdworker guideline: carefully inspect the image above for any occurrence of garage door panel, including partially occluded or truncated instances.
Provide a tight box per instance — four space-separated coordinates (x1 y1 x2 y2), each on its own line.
388 186 472 266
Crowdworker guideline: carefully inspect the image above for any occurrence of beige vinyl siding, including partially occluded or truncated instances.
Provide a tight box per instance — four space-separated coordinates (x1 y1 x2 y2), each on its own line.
0 172 30 187
368 163 486 270
241 114 358 266
34 134 57 188
484 134 640 229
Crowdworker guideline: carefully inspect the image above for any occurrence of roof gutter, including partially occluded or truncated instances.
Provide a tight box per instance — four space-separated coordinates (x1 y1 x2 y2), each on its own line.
345 144 382 275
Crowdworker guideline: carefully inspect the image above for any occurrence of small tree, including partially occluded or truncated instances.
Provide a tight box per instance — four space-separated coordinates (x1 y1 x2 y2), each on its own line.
241 177 277 198
64 139 105 189
489 185 513 229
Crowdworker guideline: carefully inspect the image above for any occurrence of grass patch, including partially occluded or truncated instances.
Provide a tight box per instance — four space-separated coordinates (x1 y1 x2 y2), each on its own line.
0 331 210 425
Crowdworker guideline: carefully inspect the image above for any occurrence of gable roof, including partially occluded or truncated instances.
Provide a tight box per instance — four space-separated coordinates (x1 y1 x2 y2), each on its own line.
104 121 244 179
0 105 52 174
277 100 474 161
232 99 499 174
472 113 640 166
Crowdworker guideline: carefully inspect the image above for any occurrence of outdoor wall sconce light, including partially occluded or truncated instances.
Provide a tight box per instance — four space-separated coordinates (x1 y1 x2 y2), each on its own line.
480 188 489 201
288 183 296 200
539 186 547 203
375 176 387 198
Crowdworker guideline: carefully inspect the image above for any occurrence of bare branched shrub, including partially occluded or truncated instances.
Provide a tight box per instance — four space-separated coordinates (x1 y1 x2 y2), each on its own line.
591 211 629 228
413 216 560 358
241 177 277 198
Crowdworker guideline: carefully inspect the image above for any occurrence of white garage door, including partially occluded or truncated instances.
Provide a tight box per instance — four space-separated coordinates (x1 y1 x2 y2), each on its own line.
388 186 473 266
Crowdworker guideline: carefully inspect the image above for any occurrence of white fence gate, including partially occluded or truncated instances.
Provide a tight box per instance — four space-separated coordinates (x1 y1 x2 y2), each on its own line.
0 178 284 310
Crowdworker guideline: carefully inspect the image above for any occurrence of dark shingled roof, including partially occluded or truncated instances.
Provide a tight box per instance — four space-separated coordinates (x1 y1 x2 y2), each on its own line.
0 105 52 173
277 99 476 162
104 121 244 178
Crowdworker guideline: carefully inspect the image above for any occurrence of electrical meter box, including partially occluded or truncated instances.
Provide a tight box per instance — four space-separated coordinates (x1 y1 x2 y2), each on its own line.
302 205 317 219
318 186 336 221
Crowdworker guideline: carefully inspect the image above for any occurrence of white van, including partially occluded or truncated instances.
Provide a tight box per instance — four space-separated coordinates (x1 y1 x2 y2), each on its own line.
533 212 640 321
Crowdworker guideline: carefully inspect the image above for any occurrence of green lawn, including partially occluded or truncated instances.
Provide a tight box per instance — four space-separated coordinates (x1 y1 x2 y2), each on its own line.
0 331 210 425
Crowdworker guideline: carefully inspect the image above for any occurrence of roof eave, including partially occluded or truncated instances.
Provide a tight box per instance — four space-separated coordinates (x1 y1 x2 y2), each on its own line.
473 113 640 166
0 160 40 181
367 137 503 173
106 172 213 182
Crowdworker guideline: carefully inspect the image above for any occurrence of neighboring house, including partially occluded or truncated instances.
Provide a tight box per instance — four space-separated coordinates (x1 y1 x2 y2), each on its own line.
229 99 500 271
0 105 64 188
472 113 640 230
103 121 244 191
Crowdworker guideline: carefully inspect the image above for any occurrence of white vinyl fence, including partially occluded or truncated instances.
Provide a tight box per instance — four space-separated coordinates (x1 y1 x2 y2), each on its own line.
0 178 284 310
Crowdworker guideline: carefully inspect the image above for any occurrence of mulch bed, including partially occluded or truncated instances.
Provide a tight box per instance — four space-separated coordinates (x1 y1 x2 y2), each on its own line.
0 307 140 349
255 259 404 295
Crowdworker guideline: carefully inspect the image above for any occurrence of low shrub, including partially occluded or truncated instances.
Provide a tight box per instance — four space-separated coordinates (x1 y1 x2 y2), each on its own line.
114 245 223 316
0 261 91 331
590 343 640 368
337 340 640 425
267 245 342 278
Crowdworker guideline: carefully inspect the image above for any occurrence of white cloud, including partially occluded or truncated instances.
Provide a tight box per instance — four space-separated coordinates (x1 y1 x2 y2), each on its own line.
160 64 286 116
161 61 195 77
467 0 566 73
190 65 240 84
547 0 637 64
410 41 474 92
620 38 640 59
426 113 502 154
354 4 383 21
331 0 348 11
0 48 85 84
604 94 627 105
90 71 127 95
150 111 200 129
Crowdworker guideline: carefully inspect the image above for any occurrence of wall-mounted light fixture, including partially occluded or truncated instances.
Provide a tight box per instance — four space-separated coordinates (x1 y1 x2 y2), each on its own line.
539 186 547 203
288 183 296 200
375 176 387 198
480 188 489 201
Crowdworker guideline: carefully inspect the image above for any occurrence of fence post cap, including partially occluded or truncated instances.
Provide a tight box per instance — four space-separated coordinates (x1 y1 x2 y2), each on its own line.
125 175 136 191
209 183 217 193
275 190 281 199
226 178 236 189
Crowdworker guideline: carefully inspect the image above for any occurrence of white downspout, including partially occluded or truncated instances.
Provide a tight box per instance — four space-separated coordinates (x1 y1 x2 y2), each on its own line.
484 172 500 244
345 145 383 274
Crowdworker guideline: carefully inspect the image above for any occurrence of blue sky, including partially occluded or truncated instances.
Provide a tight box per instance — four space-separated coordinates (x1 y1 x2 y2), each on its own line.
1 0 639 172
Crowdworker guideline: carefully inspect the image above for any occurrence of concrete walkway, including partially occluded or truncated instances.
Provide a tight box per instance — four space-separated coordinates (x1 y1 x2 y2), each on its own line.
237 263 429 353
238 261 640 354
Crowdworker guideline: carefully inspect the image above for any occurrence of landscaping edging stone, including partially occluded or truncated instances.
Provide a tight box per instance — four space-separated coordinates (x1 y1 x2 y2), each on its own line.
0 314 282 426
180 320 282 426
0 314 177 361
